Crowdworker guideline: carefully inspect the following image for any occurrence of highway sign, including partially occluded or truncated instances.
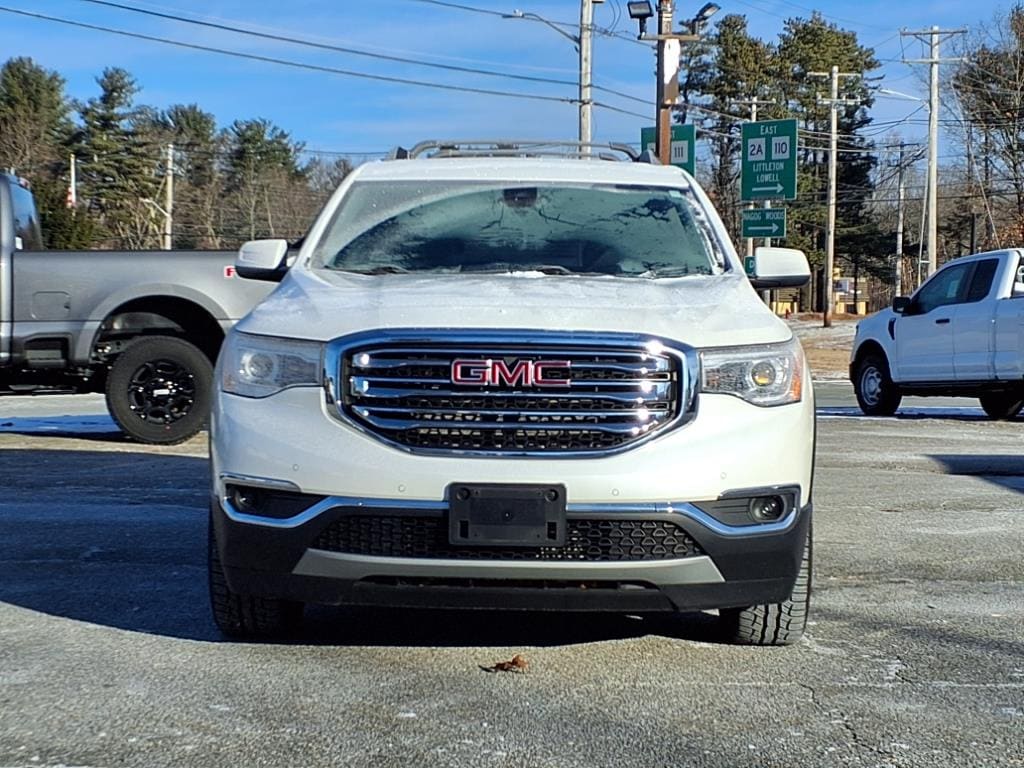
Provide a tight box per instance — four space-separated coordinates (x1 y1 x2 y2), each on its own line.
742 207 787 239
641 124 696 175
741 119 797 201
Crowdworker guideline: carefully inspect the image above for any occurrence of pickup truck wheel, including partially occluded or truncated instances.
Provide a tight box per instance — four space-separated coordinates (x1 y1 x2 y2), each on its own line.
105 335 212 445
719 524 812 646
979 391 1024 420
208 514 303 638
854 354 902 416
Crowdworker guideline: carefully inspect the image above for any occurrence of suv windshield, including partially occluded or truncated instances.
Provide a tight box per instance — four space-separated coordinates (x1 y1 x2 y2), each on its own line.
313 181 723 278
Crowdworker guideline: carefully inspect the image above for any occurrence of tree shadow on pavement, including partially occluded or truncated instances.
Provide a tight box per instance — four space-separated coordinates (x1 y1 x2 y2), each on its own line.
0 448 723 648
926 453 1024 495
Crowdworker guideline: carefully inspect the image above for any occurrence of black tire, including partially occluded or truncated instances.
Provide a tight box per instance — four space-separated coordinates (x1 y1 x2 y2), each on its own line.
979 391 1024 420
854 353 902 416
105 335 213 445
208 514 303 638
719 524 812 646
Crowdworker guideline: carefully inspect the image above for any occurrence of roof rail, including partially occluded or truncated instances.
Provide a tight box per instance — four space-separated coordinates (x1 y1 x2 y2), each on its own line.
392 140 644 162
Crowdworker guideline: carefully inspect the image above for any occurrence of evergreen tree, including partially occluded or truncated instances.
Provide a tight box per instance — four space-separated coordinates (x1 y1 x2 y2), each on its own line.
137 103 225 247
0 57 89 247
692 15 780 239
223 118 306 241
0 57 72 175
776 14 881 291
77 67 160 248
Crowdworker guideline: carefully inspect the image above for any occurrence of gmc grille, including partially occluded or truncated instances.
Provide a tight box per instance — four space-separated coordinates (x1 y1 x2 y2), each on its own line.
326 331 695 455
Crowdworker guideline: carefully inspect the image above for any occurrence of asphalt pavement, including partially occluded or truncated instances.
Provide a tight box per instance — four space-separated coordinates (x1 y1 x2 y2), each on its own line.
0 392 1022 767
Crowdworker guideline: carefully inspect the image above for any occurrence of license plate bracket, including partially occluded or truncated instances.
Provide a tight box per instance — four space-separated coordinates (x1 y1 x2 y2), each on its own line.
448 483 566 547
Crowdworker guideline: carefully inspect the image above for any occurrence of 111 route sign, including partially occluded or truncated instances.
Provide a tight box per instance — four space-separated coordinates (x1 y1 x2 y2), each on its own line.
741 119 798 201
641 125 696 175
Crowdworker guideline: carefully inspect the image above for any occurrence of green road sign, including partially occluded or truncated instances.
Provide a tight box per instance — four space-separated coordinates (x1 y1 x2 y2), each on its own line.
641 124 696 175
741 119 797 201
744 256 756 276
742 207 787 239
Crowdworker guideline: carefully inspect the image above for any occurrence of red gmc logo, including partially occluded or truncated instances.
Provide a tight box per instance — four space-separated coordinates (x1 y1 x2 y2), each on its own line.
451 359 571 387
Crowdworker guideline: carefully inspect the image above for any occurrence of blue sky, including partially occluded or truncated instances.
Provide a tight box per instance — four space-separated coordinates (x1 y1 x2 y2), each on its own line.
0 0 1009 160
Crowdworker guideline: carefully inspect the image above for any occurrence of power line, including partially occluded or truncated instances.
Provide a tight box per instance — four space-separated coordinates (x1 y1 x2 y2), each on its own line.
400 0 647 47
0 5 576 106
725 0 891 34
74 0 583 90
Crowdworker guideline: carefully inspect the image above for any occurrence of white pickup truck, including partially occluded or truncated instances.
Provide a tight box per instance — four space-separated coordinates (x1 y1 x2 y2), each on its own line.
851 249 1024 419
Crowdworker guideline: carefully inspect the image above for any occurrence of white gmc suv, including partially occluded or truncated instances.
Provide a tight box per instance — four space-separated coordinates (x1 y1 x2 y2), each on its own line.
209 141 815 645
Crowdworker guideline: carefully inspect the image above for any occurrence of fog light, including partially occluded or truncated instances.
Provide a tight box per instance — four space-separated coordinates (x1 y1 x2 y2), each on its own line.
748 495 786 522
229 485 265 514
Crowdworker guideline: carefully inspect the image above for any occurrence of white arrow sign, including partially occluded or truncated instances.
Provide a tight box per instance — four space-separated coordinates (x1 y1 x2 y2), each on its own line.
747 223 781 234
752 183 785 195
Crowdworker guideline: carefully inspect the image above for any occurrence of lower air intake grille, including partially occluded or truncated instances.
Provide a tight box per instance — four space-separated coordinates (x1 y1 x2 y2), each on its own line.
311 515 702 562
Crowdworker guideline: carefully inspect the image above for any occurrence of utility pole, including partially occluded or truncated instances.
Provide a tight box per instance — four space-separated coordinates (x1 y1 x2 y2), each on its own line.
809 66 860 328
630 1 712 163
578 0 600 149
655 1 680 165
163 143 174 251
506 3 602 148
902 26 965 276
895 143 906 298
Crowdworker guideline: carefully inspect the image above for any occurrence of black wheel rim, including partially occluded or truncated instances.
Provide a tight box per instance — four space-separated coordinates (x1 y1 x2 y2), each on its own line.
126 358 197 424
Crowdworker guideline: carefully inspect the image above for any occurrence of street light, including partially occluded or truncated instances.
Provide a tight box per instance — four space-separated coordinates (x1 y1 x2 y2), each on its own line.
878 87 924 102
627 1 654 38
503 2 604 148
503 10 579 47
628 3 717 164
689 2 720 32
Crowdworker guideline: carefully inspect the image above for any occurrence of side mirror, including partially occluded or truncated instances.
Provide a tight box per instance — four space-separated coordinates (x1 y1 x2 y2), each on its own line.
236 239 289 282
892 296 911 314
746 247 810 289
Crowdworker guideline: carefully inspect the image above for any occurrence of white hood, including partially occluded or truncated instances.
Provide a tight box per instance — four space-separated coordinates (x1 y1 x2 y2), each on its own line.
237 268 793 349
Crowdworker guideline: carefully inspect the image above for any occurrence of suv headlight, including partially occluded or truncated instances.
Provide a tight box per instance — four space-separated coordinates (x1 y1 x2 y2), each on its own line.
221 332 323 398
700 337 804 406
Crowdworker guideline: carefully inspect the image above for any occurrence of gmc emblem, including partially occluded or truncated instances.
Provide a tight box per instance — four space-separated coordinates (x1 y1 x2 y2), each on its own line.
451 359 571 387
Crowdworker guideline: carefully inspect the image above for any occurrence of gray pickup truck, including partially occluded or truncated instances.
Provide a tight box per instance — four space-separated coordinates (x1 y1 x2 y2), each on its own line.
0 173 273 443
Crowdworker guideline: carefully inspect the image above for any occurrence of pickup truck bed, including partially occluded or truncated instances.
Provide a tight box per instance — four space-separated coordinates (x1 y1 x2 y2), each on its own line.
0 173 273 443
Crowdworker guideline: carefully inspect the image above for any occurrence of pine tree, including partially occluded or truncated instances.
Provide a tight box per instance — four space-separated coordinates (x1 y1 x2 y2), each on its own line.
223 118 306 241
77 67 160 248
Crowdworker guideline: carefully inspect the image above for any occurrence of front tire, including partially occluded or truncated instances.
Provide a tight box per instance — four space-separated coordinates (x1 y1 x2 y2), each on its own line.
854 353 902 416
979 391 1024 420
105 335 212 444
719 524 812 646
208 514 303 638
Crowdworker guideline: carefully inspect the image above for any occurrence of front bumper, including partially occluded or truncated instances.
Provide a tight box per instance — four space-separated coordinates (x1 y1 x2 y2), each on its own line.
211 494 812 613
211 370 815 612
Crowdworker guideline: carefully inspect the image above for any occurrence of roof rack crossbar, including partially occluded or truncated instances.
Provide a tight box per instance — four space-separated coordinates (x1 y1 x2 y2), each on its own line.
401 140 642 162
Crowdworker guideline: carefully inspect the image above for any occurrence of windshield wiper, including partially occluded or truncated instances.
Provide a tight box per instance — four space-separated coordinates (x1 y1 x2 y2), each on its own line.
517 265 574 275
341 265 411 275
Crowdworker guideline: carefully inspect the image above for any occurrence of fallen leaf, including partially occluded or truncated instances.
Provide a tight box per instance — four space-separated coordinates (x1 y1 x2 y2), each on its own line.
480 653 529 673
